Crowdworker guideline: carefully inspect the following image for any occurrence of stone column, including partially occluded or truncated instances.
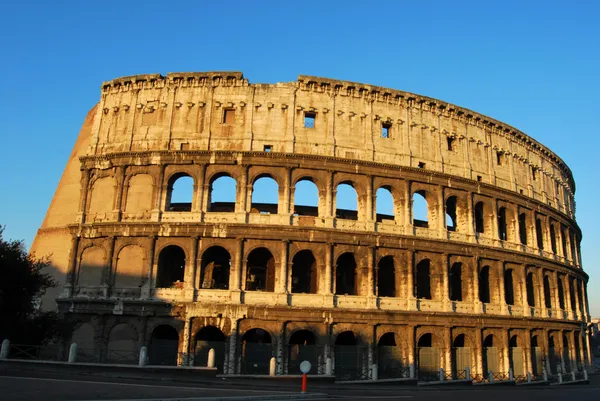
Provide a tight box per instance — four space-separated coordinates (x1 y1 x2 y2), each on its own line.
406 250 415 309
524 330 532 375
501 330 510 374
281 167 292 221
498 264 507 313
581 280 590 321
236 166 249 214
102 236 116 297
491 199 499 242
367 246 375 297
365 175 373 223
78 169 91 223
404 181 412 234
564 276 574 319
325 171 334 226
466 192 475 240
277 240 289 294
63 235 80 297
113 166 126 220
407 325 416 377
181 317 192 366
194 164 206 214
186 237 198 290
141 236 157 299
151 165 166 221
558 332 566 373
444 327 452 376
442 253 449 309
231 238 244 292
584 329 592 367
227 321 239 374
438 187 445 234
472 258 481 312
475 328 483 376
572 278 581 320
322 243 333 295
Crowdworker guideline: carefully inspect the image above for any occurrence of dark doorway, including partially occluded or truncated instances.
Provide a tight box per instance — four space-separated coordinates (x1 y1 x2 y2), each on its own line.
291 250 317 294
149 325 179 366
156 246 185 288
246 248 275 292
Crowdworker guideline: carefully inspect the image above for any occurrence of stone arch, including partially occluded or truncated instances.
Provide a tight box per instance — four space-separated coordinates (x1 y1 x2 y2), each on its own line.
518 212 528 245
498 206 508 241
336 181 359 221
207 172 237 212
415 259 431 300
291 249 318 294
412 190 429 227
114 245 145 289
77 245 106 287
106 323 138 364
504 268 515 305
377 255 395 297
543 273 553 309
251 174 279 214
88 176 116 216
445 196 457 231
335 252 357 295
200 246 231 290
293 178 320 217
149 324 179 366
449 262 463 302
474 201 485 234
165 172 194 212
193 326 226 370
417 332 442 380
240 328 273 374
376 186 395 223
124 173 154 214
245 247 276 292
156 245 186 288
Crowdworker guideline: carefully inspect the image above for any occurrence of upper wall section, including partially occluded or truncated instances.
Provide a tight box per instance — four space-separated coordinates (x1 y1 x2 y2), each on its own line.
91 72 576 217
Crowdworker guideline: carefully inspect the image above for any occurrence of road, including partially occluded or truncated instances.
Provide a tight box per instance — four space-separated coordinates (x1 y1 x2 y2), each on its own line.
0 370 598 401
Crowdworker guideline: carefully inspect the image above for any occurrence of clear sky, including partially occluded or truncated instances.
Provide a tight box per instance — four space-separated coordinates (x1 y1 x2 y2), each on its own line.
0 1 598 314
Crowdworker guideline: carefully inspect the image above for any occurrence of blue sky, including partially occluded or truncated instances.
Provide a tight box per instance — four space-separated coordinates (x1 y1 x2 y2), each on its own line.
0 1 598 314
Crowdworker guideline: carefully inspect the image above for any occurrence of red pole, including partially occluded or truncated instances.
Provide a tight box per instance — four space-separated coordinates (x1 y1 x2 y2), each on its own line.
301 373 307 393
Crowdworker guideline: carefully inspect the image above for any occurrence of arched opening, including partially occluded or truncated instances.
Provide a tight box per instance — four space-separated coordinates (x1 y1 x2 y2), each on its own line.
504 269 514 305
569 277 577 312
378 333 404 379
334 331 364 380
376 186 394 222
416 259 431 300
452 334 472 379
479 266 491 303
474 202 485 234
509 335 525 377
246 248 275 292
544 275 552 309
412 191 428 228
562 334 571 373
536 218 544 249
526 272 536 307
200 246 231 290
156 246 185 288
482 334 499 378
106 323 138 364
576 280 584 313
417 333 440 381
149 325 179 366
194 326 225 371
166 174 193 212
240 328 272 374
550 224 557 253
251 175 279 214
445 196 457 231
377 256 395 297
294 179 319 217
336 182 358 220
288 330 317 375
498 207 507 241
71 323 96 362
574 335 582 368
335 252 357 295
519 213 528 245
449 262 462 302
208 174 236 212
557 277 565 309
291 250 318 294
548 336 558 374
531 335 543 376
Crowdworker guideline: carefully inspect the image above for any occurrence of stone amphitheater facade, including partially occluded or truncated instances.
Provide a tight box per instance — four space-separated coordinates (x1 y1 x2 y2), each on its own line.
31 71 591 379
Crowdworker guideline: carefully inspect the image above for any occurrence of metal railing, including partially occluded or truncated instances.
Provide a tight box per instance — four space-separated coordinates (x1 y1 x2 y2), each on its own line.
8 343 65 362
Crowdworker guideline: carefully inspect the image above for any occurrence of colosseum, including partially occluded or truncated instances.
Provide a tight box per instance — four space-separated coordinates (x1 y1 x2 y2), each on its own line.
30 71 591 381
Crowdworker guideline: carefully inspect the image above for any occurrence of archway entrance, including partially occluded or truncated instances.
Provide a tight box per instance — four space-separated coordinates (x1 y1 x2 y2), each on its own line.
509 335 525 377
417 333 440 381
377 332 406 379
482 334 499 378
149 325 179 366
194 326 226 371
334 331 366 380
530 335 543 376
288 330 318 375
451 334 472 379
240 329 272 374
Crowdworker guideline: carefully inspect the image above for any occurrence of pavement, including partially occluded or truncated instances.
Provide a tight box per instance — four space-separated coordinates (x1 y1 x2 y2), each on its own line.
0 367 599 401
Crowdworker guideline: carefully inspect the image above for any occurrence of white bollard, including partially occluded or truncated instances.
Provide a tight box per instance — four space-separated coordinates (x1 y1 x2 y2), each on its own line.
583 369 588 380
509 368 514 381
269 357 276 376
371 364 378 381
68 343 77 363
488 370 494 383
138 346 147 366
542 367 548 381
466 366 471 380
0 339 9 359
325 357 332 376
207 348 215 368
527 372 531 383
439 368 445 382
410 363 415 379
571 371 576 381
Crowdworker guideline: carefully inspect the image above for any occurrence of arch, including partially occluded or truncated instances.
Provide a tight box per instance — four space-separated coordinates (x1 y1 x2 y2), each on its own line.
519 213 528 245
417 333 433 347
124 174 153 214
241 328 272 374
107 323 138 364
452 334 472 378
479 265 491 303
445 196 457 231
417 333 440 380
509 334 525 376
294 179 319 217
72 323 95 361
449 262 463 302
498 207 507 241
550 224 557 253
251 175 279 214
412 191 428 227
415 259 431 300
200 246 231 290
166 173 193 212
557 276 565 309
334 331 365 380
288 330 318 375
474 202 485 234
377 256 395 297
504 269 515 305
376 186 394 222
377 332 404 379
291 250 318 294
88 176 116 216
289 330 316 345
114 245 145 289
562 334 571 372
378 332 397 346
569 277 577 312
156 245 185 288
335 331 357 345
536 218 544 249
194 326 226 371
336 182 358 220
246 247 275 292
526 272 536 307
482 334 499 378
543 275 552 308
208 174 237 212
149 325 179 366
335 252 357 295
531 334 543 376
78 246 105 287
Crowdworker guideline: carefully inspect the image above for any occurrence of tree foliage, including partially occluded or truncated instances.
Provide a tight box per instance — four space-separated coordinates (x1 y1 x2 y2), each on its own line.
0 226 71 344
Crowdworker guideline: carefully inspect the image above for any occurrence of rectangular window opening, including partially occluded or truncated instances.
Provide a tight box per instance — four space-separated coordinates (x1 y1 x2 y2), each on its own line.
496 151 503 166
418 162 426 169
447 137 455 151
477 175 482 182
381 122 392 138
263 145 272 152
304 112 316 128
532 167 537 181
223 109 235 124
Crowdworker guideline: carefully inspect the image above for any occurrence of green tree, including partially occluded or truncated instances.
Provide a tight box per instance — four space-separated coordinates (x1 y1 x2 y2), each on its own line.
0 226 70 344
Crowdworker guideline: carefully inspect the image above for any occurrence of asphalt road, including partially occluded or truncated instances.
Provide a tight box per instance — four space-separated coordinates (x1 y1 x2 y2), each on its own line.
0 370 598 401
